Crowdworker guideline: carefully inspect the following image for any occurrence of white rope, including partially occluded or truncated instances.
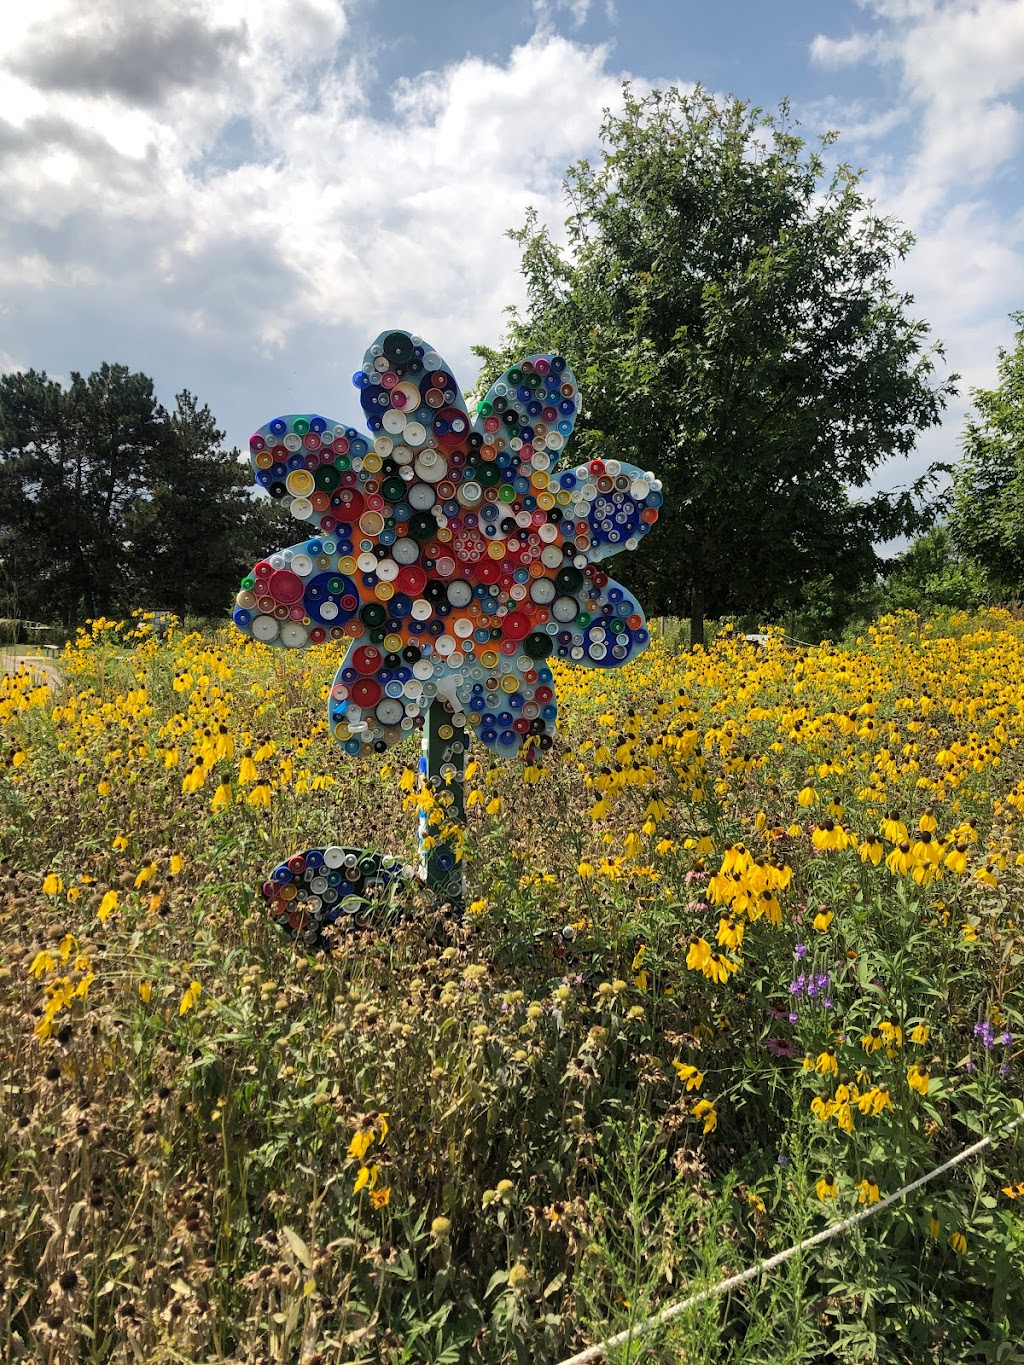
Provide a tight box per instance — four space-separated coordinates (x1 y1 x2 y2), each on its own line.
556 1114 1024 1365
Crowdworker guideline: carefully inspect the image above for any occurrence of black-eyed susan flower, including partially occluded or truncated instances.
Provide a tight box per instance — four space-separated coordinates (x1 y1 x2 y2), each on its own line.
856 1178 881 1205
907 1063 930 1095
672 1061 704 1091
815 1046 838 1076
881 812 908 843
858 834 884 865
179 980 202 1016
686 937 711 972
692 1099 717 1133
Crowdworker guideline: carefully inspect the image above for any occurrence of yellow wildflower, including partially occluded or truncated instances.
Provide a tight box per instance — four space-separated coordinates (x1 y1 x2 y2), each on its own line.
856 1178 881 1205
672 1061 704 1091
907 1063 930 1095
179 981 203 1016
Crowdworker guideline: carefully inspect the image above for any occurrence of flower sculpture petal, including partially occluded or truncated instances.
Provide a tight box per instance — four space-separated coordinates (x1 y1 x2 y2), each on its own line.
233 328 663 762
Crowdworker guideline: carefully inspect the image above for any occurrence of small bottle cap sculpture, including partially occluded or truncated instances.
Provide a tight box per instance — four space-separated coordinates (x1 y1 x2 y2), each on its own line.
232 329 662 942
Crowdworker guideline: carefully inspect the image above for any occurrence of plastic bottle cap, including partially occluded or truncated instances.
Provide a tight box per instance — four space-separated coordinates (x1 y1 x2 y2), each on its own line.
251 615 279 642
351 678 382 707
268 569 304 604
447 580 472 608
281 622 308 648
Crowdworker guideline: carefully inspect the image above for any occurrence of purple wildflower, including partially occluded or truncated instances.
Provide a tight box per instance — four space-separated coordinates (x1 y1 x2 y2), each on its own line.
974 1022 996 1049
794 943 808 960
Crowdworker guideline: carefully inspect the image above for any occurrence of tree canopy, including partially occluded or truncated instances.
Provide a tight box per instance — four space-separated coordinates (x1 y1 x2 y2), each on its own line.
949 313 1024 590
476 84 956 644
0 363 284 629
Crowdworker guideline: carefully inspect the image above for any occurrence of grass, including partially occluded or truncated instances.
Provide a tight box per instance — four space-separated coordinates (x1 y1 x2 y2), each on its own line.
0 609 1023 1362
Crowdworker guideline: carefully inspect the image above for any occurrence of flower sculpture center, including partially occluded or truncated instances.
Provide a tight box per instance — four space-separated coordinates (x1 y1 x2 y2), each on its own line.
231 328 662 937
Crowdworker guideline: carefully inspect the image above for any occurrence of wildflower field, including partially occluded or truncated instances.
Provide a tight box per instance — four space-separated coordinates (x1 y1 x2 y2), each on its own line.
2 610 1023 1364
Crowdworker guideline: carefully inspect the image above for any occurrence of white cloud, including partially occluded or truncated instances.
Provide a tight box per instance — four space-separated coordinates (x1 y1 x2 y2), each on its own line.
813 1 1024 209
532 0 596 28
809 31 882 68
810 0 1024 481
0 1 630 434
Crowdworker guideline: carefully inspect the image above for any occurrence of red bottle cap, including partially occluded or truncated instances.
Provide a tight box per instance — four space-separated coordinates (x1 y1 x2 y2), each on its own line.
269 569 304 605
501 611 530 641
351 677 383 707
397 565 427 596
352 645 382 674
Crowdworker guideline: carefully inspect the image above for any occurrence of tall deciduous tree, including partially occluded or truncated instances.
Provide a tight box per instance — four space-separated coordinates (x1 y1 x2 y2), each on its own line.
949 314 1024 590
0 363 282 628
477 85 956 645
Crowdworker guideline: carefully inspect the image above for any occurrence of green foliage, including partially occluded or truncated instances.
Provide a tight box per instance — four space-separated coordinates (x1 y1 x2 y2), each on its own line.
950 314 1024 591
0 364 286 628
881 526 992 616
3 618 1024 1361
478 84 956 645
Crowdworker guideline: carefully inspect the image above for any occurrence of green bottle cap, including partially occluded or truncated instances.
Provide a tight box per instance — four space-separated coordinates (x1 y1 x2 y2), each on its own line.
476 463 502 488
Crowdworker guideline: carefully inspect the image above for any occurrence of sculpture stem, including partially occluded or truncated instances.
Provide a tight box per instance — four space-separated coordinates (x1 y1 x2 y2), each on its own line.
418 699 466 912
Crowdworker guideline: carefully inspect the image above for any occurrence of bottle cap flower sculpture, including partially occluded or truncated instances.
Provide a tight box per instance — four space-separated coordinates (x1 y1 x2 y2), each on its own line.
232 329 662 941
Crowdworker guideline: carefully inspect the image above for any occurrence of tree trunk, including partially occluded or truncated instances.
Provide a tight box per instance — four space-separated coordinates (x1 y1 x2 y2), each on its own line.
690 582 705 651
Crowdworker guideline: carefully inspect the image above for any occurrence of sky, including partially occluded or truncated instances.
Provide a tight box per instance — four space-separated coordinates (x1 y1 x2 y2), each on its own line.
0 0 1022 502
